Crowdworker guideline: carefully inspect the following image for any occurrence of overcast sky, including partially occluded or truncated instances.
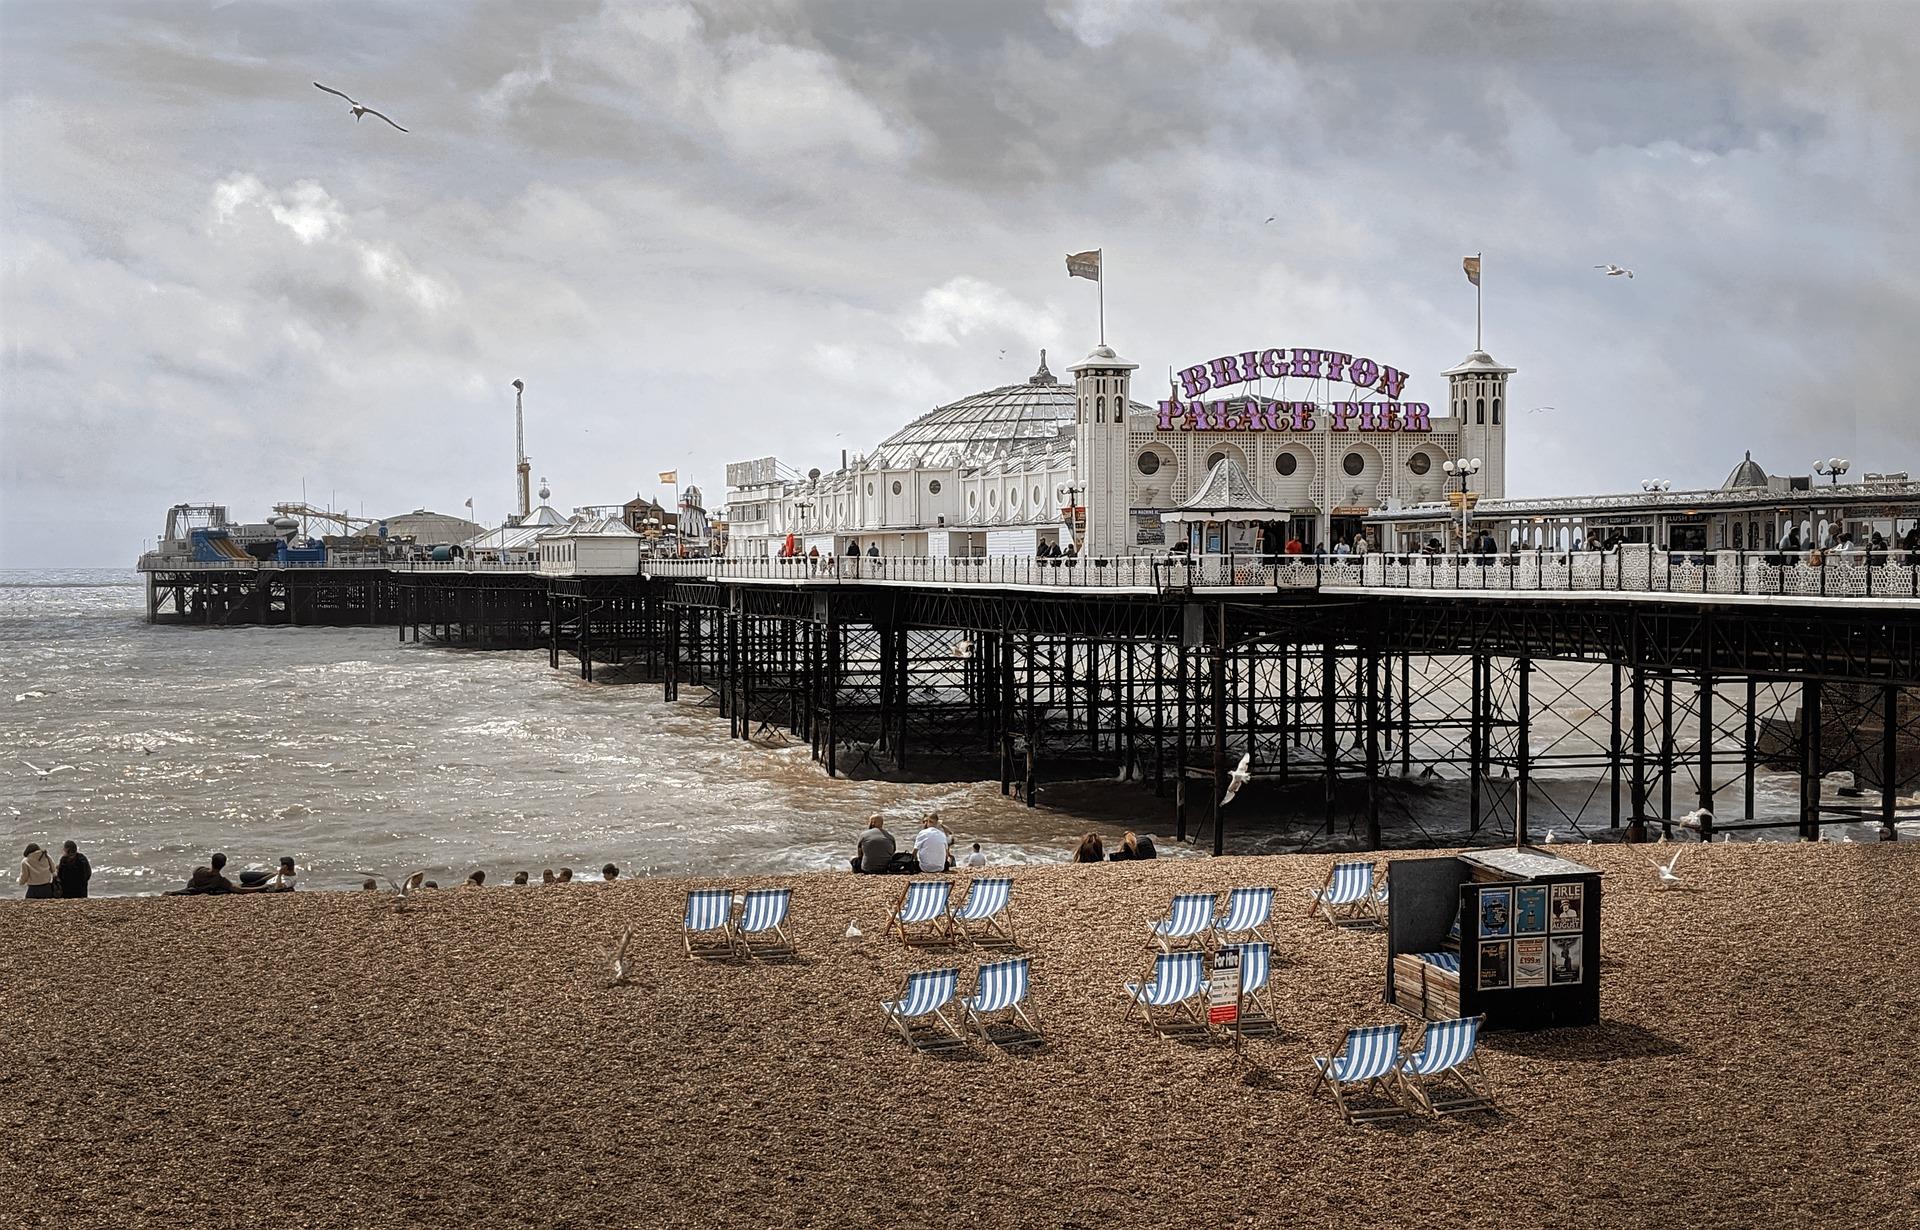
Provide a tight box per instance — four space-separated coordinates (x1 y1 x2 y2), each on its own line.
3 0 1916 566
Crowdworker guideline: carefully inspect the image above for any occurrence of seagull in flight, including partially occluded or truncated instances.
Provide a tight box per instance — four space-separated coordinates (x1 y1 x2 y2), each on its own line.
1594 264 1634 279
1643 846 1684 889
1220 752 1252 805
1528 406 1557 414
1264 216 1275 223
313 82 408 132
21 760 76 776
357 868 427 903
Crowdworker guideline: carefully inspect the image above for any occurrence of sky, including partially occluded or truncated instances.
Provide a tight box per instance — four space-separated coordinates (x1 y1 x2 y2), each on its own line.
3 0 1917 566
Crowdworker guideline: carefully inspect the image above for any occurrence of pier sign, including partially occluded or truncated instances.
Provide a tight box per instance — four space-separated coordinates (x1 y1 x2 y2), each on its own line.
1159 346 1430 434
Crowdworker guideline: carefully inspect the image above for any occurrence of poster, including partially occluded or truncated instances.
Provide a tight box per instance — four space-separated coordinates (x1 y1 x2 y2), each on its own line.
1513 937 1548 987
1208 946 1242 1026
1549 883 1584 934
1478 887 1512 939
1550 935 1585 985
1477 940 1511 990
1514 886 1548 935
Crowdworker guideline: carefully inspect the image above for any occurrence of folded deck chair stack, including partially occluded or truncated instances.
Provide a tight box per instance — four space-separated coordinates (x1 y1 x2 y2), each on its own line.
1149 892 1218 951
1123 949 1211 1037
961 957 1044 1046
881 967 968 1051
735 887 794 959
1309 1023 1407 1124
952 876 1017 948
889 880 956 946
1397 1015 1496 1115
1307 861 1381 928
682 887 738 959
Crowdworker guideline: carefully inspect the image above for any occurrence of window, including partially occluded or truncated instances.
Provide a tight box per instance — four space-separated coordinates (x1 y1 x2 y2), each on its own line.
1276 452 1298 477
1010 488 1021 508
928 480 941 495
987 489 997 510
1032 486 1042 507
1342 452 1365 477
891 481 902 495
1476 397 1485 424
1206 451 1227 470
1408 453 1431 475
1137 451 1161 476
967 491 977 510
1493 397 1501 425
866 483 874 496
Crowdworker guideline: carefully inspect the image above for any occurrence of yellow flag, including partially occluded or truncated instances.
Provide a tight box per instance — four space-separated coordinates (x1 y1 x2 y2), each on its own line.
658 470 678 485
1462 255 1481 286
1065 249 1102 281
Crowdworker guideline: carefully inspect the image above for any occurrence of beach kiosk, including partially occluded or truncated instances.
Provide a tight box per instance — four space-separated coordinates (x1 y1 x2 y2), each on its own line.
1385 848 1603 1030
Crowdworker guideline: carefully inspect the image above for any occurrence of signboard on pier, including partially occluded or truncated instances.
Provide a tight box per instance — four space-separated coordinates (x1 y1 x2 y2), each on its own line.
1158 345 1432 434
727 457 780 488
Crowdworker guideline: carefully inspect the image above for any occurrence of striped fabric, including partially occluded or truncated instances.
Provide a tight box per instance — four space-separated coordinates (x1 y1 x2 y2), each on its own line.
1151 893 1218 943
896 880 952 925
1401 1016 1480 1078
1215 887 1275 936
1375 879 1391 904
1318 1024 1404 1082
966 958 1030 1014
1238 942 1272 993
1321 862 1376 905
887 967 961 1020
953 877 1012 922
1127 950 1209 1007
738 888 790 935
1415 951 1461 973
683 888 734 933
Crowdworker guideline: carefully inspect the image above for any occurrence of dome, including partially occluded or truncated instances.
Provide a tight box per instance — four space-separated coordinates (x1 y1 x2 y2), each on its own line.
863 352 1076 469
1721 450 1769 490
1442 349 1516 376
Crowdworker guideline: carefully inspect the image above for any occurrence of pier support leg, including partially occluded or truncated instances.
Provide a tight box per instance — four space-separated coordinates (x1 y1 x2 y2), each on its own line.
1175 645 1189 843
1470 653 1485 835
1799 678 1822 841
1210 635 1227 857
1515 655 1531 847
1630 666 1648 842
1697 671 1716 841
1610 662 1623 829
1881 684 1899 841
1024 635 1038 807
1364 647 1381 850
1660 673 1674 837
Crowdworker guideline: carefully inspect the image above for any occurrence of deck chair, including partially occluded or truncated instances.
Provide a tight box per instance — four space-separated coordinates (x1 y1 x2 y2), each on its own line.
1307 861 1380 928
889 879 955 946
1124 950 1211 1036
736 888 794 959
1397 1015 1496 1116
1212 886 1276 946
1149 892 1218 951
962 957 1044 1046
882 967 968 1051
1309 1023 1408 1123
683 888 737 959
952 877 1017 947
1226 942 1277 1036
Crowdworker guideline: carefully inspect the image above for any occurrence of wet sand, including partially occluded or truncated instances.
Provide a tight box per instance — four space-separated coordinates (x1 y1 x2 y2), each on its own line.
1 843 1914 1229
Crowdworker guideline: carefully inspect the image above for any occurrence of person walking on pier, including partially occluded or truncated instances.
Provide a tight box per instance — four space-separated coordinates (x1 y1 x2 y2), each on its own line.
18 843 57 899
54 840 90 899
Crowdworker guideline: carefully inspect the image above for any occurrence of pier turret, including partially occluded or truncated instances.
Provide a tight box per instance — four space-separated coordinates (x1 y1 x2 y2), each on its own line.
1071 344 1139 557
1443 349 1514 500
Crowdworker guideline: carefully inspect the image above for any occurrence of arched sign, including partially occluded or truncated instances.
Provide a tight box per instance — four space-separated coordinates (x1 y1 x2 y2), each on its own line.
1157 346 1431 434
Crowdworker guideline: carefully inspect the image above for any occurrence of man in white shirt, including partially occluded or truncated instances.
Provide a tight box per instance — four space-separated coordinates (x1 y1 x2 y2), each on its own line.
913 817 952 873
964 842 986 869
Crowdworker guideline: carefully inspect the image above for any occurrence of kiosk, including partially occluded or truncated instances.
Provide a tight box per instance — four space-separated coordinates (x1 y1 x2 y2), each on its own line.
1386 848 1603 1030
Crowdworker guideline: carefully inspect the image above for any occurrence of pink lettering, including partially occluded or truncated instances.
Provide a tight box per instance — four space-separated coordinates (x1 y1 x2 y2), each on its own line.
1290 402 1317 431
1378 365 1409 400
1323 351 1352 382
1290 348 1323 379
1178 365 1212 399
1329 403 1356 430
1357 404 1386 431
1348 357 1378 390
1156 400 1185 431
1208 354 1244 388
1403 403 1432 431
1258 348 1286 379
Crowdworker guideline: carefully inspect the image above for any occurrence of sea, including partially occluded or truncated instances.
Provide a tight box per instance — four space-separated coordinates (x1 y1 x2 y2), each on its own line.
3 569 1905 896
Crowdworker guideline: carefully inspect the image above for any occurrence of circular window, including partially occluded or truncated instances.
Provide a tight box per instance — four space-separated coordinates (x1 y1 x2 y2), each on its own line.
1408 453 1431 475
1010 488 1021 508
967 491 977 510
1343 452 1366 477
1276 452 1298 477
1137 451 1162 476
866 483 874 496
1206 451 1227 470
891 481 902 495
1032 486 1042 507
928 480 941 495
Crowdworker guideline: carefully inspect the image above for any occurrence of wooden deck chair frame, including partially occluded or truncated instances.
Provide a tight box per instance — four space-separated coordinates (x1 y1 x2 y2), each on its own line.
1229 944 1279 1038
884 971 969 1052
1123 952 1212 1039
1398 1015 1497 1116
887 880 957 947
953 878 1019 949
963 961 1046 1048
1308 1027 1410 1124
682 889 739 961
1307 861 1382 929
735 888 795 960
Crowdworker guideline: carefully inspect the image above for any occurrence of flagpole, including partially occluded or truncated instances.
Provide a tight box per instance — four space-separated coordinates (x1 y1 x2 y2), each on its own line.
1476 251 1482 350
1098 249 1106 345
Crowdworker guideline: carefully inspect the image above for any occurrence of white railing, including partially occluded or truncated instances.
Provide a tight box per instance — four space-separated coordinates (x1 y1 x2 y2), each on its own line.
138 554 541 574
1350 546 1920 599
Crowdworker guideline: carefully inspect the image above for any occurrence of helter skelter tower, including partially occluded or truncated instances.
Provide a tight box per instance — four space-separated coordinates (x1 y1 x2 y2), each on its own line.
512 379 532 519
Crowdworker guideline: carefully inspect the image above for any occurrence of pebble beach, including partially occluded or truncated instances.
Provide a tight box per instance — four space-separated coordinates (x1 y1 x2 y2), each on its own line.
1 842 1914 1229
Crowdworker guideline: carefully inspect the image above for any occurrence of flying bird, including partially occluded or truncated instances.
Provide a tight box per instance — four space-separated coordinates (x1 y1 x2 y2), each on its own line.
313 82 409 132
357 868 427 902
1594 264 1634 279
21 760 75 776
1643 846 1684 890
1528 406 1557 414
1264 216 1275 223
1220 752 1252 805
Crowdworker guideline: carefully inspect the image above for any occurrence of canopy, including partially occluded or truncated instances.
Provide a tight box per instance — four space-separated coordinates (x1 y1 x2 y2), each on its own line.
1159 456 1281 525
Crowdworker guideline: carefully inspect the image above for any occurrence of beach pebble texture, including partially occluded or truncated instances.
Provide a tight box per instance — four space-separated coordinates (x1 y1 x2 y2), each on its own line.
1 842 1914 1229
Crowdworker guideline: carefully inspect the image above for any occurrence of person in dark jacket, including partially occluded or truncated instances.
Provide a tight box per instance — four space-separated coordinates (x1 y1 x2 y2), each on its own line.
54 841 90 899
1109 831 1157 861
1071 832 1105 863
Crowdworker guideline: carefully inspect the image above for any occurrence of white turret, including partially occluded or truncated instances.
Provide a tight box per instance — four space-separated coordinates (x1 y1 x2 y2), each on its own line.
1442 350 1514 500
1070 343 1139 557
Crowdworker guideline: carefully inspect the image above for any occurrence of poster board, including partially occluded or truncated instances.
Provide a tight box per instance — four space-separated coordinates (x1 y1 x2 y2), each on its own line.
1208 946 1242 1026
1452 850 1604 1030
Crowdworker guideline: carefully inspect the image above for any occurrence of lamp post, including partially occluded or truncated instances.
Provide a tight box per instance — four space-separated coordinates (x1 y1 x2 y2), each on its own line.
1640 479 1671 492
1814 458 1850 485
1062 484 1080 550
1441 457 1482 552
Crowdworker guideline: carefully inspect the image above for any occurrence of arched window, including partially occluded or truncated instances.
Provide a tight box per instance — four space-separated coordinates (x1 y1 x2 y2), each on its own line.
1476 397 1485 424
1206 451 1227 470
1493 397 1501 424
1096 396 1105 424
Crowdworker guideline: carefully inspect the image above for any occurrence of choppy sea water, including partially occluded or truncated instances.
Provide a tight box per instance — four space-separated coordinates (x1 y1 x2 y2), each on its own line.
3 569 1904 896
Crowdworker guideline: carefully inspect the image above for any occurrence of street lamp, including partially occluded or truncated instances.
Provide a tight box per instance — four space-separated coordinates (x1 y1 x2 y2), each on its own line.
1814 458 1850 485
1640 479 1671 492
1061 484 1080 551
1441 457 1481 551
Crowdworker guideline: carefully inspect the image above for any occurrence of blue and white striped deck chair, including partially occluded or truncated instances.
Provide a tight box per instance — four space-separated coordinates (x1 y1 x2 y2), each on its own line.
952 877 1017 948
682 888 737 960
1307 861 1380 928
1231 942 1277 1035
888 879 955 946
1397 1015 1495 1115
1212 886 1276 946
962 957 1044 1046
1309 1023 1408 1123
1148 893 1218 951
1124 950 1211 1035
882 966 967 1051
736 888 794 959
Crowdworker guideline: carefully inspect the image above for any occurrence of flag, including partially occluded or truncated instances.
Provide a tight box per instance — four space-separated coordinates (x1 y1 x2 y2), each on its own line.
1462 255 1481 287
464 498 473 510
658 470 677 485
1065 249 1101 281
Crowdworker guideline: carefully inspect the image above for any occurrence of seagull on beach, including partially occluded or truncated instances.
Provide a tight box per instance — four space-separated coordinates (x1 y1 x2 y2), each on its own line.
610 928 634 987
1594 264 1634 279
844 921 863 939
1643 847 1684 889
1220 752 1252 805
312 82 408 132
21 760 76 776
356 869 426 903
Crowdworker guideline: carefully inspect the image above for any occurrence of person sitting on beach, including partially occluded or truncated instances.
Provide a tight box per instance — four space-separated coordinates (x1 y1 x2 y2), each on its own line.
1072 833 1105 863
54 841 90 899
1109 831 1156 861
556 868 574 884
854 815 895 873
541 869 556 885
964 842 986 869
601 863 620 882
360 878 379 891
239 856 297 892
18 843 57 899
465 870 486 887
171 853 235 896
512 871 529 886
914 817 952 874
